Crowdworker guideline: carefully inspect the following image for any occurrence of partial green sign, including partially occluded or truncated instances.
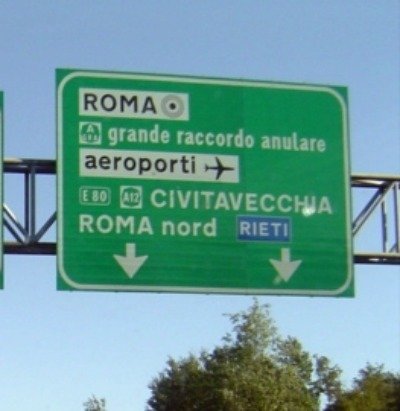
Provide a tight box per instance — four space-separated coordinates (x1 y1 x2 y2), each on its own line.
57 69 353 296
0 92 3 288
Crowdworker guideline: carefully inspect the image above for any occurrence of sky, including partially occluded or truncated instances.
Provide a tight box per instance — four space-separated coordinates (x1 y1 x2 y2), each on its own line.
0 1 399 410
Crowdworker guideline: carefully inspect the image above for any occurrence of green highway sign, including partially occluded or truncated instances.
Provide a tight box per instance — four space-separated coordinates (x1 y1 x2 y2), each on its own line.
0 92 3 288
57 69 353 296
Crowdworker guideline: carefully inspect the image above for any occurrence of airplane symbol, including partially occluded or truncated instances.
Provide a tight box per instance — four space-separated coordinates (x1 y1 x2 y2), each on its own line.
205 156 235 180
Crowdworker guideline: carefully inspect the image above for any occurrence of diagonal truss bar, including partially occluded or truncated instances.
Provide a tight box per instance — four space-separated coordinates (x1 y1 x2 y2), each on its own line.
2 159 400 265
352 174 400 264
4 159 56 254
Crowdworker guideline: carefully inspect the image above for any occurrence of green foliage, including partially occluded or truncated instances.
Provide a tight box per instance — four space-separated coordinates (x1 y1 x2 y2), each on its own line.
325 364 400 411
83 395 107 411
147 300 342 411
313 355 342 402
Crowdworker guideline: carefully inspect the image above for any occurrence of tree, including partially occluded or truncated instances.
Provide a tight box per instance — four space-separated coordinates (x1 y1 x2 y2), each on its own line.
325 364 400 411
147 300 342 411
83 395 107 411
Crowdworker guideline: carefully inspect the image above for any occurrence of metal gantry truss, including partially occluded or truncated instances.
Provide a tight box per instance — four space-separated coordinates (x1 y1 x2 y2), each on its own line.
352 174 400 264
4 159 56 255
2 158 400 265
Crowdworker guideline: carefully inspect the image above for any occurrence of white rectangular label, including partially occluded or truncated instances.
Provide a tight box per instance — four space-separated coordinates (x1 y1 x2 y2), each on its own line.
79 88 189 121
80 148 239 183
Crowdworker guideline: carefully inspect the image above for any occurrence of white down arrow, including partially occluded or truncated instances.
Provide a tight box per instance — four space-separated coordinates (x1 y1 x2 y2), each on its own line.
270 248 302 283
113 243 148 278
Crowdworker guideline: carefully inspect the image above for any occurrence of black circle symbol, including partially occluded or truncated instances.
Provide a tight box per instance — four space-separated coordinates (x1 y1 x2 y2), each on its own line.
161 95 185 118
